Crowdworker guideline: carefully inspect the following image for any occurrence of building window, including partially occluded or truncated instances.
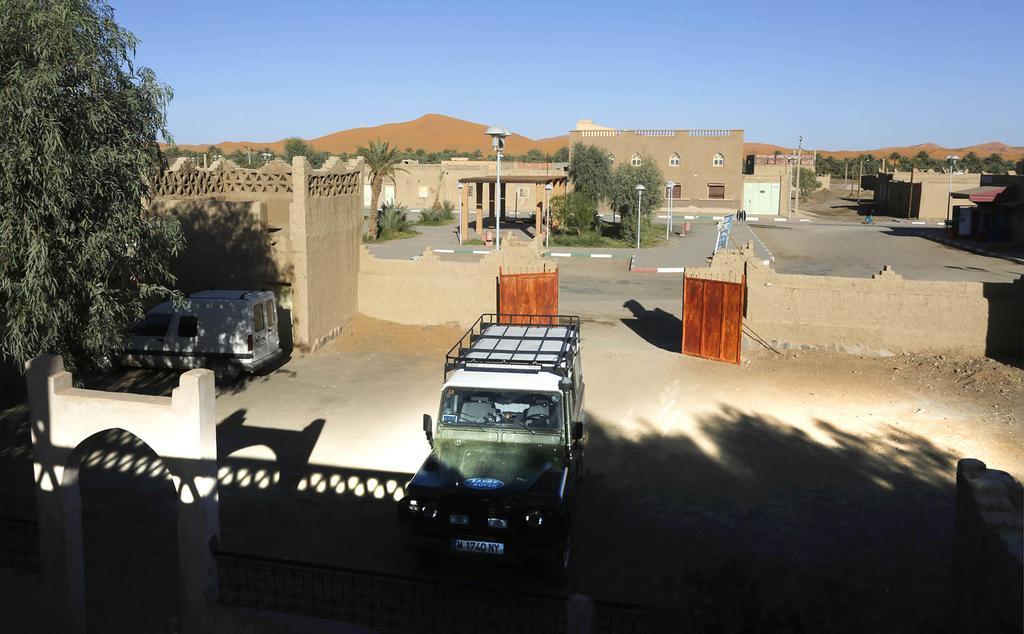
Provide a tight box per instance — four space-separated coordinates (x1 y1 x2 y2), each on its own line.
607 152 615 164
517 186 530 198
708 184 725 199
670 184 681 199
669 153 680 167
713 153 725 167
631 153 642 167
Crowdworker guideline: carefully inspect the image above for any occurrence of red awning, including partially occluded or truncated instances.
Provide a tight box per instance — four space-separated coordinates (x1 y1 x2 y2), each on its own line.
950 186 1007 203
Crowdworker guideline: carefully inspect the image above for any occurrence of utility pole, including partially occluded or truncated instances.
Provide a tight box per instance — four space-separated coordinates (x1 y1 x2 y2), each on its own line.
907 162 915 218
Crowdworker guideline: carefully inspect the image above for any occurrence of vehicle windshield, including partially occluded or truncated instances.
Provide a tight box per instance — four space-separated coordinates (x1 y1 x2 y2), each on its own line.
439 388 562 432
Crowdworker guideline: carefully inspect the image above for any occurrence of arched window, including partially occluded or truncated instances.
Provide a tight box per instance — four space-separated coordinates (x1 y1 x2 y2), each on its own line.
631 153 642 167
669 152 680 167
712 152 725 167
607 152 615 164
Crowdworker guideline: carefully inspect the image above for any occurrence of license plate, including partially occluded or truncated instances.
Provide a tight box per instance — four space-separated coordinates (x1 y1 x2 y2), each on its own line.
453 539 504 555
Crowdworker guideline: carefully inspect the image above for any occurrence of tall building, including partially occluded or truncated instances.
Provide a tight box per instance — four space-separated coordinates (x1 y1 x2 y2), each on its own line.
568 119 744 210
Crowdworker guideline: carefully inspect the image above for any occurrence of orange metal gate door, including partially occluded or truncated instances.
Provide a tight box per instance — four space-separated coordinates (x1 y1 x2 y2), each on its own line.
681 275 744 364
498 270 559 324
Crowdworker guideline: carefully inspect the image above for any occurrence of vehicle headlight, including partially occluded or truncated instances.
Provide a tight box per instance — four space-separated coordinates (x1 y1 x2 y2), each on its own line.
406 499 420 513
449 514 469 526
524 510 547 527
421 503 438 519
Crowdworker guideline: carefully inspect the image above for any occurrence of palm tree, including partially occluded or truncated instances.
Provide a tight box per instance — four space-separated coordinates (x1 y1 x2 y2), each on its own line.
887 152 901 172
357 139 406 239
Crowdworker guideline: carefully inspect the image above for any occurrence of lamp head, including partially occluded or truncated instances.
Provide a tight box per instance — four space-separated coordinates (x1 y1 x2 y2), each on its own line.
666 181 676 189
946 155 960 162
456 182 464 191
545 182 553 191
635 183 646 192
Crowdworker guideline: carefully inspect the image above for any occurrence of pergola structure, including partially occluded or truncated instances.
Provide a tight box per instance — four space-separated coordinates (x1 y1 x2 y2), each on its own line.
458 174 569 241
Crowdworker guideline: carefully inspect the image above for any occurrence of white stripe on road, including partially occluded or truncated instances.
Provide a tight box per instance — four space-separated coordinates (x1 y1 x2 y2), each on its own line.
472 250 490 254
747 217 760 221
591 253 613 258
774 218 788 222
911 221 926 225
550 252 572 257
656 267 686 273
683 215 696 219
799 218 811 222
433 249 455 253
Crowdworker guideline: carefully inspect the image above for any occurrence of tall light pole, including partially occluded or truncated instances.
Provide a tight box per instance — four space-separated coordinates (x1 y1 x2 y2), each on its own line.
945 154 960 225
794 136 803 218
665 181 676 239
456 181 464 245
544 181 553 248
485 126 510 250
261 152 271 165
634 183 645 250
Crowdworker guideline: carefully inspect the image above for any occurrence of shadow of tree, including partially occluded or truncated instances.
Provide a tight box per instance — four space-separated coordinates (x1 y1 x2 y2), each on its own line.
578 406 957 632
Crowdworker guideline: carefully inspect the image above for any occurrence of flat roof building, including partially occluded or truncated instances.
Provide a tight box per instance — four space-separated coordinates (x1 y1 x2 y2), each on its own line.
568 119 744 211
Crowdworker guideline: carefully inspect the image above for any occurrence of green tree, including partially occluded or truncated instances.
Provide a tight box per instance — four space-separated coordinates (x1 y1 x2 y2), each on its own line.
0 0 184 372
283 137 328 168
568 143 613 201
357 138 407 239
960 152 982 173
550 193 598 237
550 146 569 163
609 159 664 245
982 153 1010 175
795 167 820 202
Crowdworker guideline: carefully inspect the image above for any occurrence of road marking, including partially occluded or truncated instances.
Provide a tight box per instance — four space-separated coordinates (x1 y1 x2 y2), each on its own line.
433 249 455 253
712 215 723 220
683 215 696 219
743 223 775 264
911 221 926 225
747 217 760 221
472 250 490 254
799 218 811 222
591 253 613 258
773 218 787 222
549 252 571 257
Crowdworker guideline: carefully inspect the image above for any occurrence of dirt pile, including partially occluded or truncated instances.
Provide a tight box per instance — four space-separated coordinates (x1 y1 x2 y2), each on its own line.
324 314 463 358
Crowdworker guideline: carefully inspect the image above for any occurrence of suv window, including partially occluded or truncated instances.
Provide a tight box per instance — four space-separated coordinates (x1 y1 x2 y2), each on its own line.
253 303 266 332
264 300 276 328
177 316 199 338
133 313 172 337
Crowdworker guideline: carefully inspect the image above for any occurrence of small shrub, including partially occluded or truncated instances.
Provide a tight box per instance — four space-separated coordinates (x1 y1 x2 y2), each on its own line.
378 202 412 237
419 199 454 225
551 192 598 236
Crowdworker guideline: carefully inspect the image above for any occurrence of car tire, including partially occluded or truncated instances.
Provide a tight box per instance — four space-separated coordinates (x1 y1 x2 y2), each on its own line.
543 537 571 585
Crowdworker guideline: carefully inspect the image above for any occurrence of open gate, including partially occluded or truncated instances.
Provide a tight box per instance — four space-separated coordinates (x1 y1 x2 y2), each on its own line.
681 274 744 364
497 269 559 324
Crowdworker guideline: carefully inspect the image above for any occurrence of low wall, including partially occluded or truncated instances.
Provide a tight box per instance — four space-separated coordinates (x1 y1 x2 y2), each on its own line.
952 459 1023 632
358 237 554 327
700 246 1024 357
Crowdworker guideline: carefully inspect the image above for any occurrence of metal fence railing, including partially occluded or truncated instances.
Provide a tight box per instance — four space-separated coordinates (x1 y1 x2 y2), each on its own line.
0 516 39 572
216 550 569 633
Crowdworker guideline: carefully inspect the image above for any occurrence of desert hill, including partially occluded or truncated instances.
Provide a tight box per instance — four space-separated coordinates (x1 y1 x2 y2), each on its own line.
173 114 1023 161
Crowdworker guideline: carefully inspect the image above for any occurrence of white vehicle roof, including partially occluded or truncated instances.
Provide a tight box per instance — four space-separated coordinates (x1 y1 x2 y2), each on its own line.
189 290 273 301
463 324 575 365
443 369 562 393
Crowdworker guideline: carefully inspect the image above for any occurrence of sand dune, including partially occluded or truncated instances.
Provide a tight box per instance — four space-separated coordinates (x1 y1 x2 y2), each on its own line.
172 114 1023 161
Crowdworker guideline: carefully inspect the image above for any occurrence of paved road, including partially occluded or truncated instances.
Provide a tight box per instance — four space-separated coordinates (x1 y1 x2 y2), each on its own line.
366 215 1024 283
747 222 1024 282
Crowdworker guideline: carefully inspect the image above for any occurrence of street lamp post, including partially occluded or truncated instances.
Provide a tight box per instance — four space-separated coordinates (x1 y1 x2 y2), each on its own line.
485 126 511 250
456 181 464 245
665 181 676 239
544 181 553 248
634 183 645 250
794 136 803 218
945 154 960 226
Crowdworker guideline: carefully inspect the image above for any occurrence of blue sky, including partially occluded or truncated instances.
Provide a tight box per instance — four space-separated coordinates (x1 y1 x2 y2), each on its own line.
111 0 1024 150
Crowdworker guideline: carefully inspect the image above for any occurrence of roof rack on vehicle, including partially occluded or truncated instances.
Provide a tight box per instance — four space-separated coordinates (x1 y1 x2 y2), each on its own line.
444 313 581 381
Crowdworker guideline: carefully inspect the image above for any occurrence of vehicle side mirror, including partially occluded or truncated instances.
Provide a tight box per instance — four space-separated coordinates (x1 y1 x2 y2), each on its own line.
571 421 583 441
423 414 434 446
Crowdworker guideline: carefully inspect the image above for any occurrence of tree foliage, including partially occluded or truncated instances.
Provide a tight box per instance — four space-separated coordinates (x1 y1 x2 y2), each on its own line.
550 193 598 237
0 0 184 372
283 137 328 168
568 143 613 201
814 151 1017 178
609 159 664 244
795 167 820 202
357 138 407 239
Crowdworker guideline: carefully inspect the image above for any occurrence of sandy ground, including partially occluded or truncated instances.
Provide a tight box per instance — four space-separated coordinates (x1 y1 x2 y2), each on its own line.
1 274 1021 631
